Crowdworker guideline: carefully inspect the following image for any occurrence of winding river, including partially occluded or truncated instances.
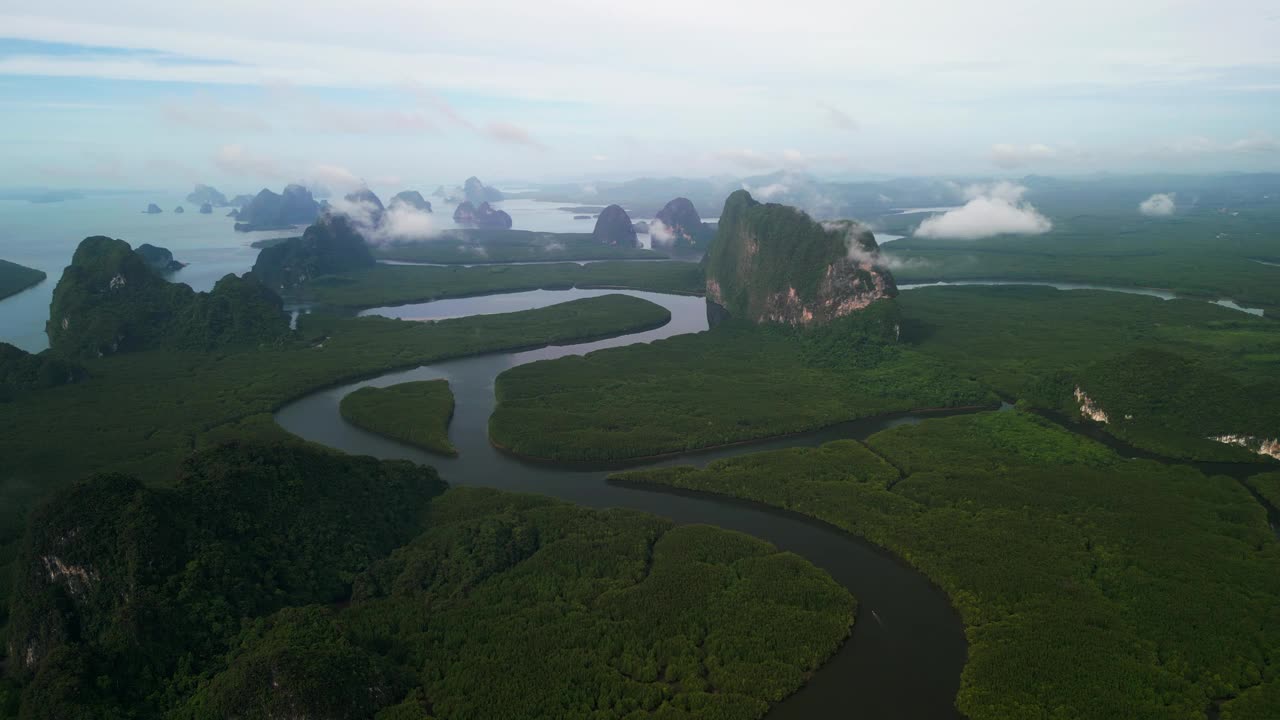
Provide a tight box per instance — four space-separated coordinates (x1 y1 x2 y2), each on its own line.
277 287 968 720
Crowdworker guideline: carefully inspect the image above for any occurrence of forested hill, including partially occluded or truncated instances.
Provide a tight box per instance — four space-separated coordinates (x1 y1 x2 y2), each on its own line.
7 442 853 719
47 236 289 359
705 190 897 326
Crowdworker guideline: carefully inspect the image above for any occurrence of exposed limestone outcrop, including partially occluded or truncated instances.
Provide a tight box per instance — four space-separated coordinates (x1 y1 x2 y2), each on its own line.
1074 386 1110 423
704 190 897 326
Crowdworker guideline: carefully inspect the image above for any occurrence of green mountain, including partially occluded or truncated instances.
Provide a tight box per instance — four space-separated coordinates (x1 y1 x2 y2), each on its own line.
47 236 288 359
705 190 897 326
251 215 376 291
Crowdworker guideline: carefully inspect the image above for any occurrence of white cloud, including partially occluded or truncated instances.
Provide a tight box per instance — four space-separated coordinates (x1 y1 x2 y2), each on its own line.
329 194 439 245
990 143 1057 168
744 182 789 201
378 204 439 241
648 218 676 246
915 183 1052 239
1139 193 1176 216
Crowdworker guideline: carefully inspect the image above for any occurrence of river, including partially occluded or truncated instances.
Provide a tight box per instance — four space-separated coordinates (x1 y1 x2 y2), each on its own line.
276 287 969 719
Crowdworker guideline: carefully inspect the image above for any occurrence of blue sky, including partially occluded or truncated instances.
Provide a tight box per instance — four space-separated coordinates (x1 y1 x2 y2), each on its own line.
1 1 1278 191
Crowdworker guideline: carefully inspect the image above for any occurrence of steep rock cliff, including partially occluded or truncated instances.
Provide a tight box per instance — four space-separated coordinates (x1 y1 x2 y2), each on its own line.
704 190 897 326
652 197 713 252
251 215 375 291
592 205 639 247
234 184 321 232
48 237 288 358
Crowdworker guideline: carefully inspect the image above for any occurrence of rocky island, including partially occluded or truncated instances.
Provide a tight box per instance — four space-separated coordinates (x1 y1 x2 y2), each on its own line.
186 184 228 207
234 185 321 232
46 237 288 359
652 197 714 253
342 188 386 226
251 215 375 291
144 203 162 214
389 190 432 213
452 201 513 229
591 205 639 247
463 176 503 205
704 190 897 326
134 243 187 274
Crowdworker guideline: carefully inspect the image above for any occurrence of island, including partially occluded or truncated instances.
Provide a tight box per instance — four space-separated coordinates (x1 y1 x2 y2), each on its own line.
452 200 513 229
133 243 187 274
651 196 715 253
47 236 289 358
388 190 432 213
234 184 321 232
250 214 375 291
144 203 162 214
340 380 458 456
591 204 639 247
186 184 229 207
0 259 47 301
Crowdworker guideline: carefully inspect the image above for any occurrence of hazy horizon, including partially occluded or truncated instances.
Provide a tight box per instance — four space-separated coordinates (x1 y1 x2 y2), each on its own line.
2 0 1278 193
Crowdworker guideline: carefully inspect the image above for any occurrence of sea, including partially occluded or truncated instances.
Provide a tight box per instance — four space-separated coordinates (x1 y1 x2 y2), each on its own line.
0 194 668 353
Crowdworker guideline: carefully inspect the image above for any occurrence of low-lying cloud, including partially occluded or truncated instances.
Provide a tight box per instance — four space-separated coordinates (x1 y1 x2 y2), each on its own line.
821 221 933 272
648 218 676 246
915 182 1052 239
745 182 789 201
328 194 440 245
1139 192 1176 216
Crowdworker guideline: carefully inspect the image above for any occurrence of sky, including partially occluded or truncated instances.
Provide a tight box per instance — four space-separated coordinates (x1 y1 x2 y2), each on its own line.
1 0 1278 191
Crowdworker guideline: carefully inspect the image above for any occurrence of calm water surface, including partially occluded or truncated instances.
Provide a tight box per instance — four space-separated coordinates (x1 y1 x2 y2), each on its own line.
278 288 968 720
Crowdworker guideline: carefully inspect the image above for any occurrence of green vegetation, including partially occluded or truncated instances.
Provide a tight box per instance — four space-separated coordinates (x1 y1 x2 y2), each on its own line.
617 410 1280 720
885 209 1280 311
251 215 375 291
0 291 670 635
491 308 994 461
8 442 445 717
1221 679 1280 720
9 443 853 719
376 229 664 264
0 344 84 401
1245 473 1280 510
340 380 458 456
0 260 46 302
47 237 289 360
705 190 894 325
898 285 1280 461
0 294 669 538
300 260 705 308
